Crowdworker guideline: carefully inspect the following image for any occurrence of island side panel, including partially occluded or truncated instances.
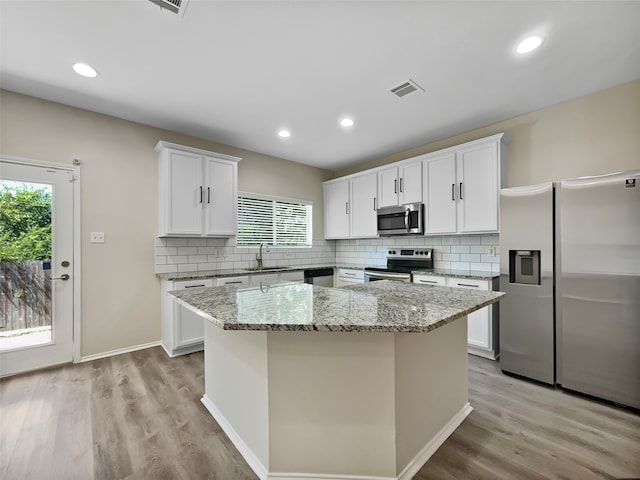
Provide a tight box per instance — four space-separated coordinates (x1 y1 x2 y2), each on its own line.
394 316 470 474
266 331 397 478
202 322 270 472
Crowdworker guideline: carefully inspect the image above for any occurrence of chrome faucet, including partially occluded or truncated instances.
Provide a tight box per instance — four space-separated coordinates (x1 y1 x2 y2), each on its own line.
257 242 265 269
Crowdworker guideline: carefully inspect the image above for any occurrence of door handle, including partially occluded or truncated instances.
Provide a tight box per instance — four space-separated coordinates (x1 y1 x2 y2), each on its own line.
459 182 463 200
51 274 70 281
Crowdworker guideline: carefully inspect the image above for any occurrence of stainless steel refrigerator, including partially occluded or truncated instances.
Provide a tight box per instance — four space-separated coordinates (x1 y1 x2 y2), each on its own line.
499 170 640 409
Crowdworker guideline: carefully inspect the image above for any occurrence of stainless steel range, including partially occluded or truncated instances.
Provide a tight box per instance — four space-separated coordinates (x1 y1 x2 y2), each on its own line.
364 248 433 283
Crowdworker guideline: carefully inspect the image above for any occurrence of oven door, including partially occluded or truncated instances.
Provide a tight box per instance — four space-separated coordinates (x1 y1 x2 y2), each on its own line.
364 271 411 283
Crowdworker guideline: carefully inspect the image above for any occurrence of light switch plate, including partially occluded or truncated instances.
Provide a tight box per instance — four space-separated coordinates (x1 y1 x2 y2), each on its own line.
90 232 105 243
488 246 496 256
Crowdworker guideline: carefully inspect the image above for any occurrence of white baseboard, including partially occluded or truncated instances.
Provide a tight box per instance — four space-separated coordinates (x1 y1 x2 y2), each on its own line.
201 395 269 480
201 395 472 480
468 345 497 360
79 341 161 363
396 402 473 480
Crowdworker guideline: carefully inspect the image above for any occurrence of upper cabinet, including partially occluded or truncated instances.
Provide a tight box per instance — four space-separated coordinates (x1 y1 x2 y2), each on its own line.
157 141 241 237
377 160 422 208
323 171 378 239
424 134 507 235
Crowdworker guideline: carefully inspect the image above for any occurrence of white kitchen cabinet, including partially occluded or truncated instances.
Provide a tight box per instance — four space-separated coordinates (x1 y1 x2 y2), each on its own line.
215 276 249 286
412 274 499 359
323 179 350 239
335 268 364 287
250 270 304 286
157 141 241 237
350 172 378 238
279 270 304 282
377 160 422 208
324 173 378 239
423 134 507 235
161 278 213 357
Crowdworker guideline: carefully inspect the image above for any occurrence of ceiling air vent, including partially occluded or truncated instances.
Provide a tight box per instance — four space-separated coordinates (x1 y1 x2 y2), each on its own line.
390 79 425 98
148 0 189 16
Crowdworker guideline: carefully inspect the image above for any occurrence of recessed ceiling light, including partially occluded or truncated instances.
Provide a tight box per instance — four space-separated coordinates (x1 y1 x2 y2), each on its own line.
278 129 291 138
72 63 98 78
516 36 543 54
340 118 355 127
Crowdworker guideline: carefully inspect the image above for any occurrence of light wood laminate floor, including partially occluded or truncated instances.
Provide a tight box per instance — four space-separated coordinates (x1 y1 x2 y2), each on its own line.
1 347 638 479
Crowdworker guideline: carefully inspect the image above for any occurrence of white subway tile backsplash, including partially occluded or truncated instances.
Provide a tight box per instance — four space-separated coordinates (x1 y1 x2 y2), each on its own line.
166 238 189 247
167 255 188 264
154 235 497 275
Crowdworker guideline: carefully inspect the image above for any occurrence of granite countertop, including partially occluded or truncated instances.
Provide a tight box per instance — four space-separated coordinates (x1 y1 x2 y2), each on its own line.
412 268 498 280
169 280 504 333
157 264 497 281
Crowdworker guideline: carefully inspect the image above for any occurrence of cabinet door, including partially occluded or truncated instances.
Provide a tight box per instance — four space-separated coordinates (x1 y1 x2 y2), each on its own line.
377 167 399 208
173 279 212 348
204 157 237 236
350 172 378 238
166 150 203 235
279 270 304 282
250 273 279 286
399 161 423 205
447 278 491 350
456 141 499 233
424 153 457 234
324 180 350 239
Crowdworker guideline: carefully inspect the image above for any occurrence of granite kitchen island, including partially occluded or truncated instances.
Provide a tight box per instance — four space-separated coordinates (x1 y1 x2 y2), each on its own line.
171 280 504 480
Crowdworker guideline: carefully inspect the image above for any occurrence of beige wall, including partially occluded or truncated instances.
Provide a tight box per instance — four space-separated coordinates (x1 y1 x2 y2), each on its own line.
335 79 640 186
0 90 333 357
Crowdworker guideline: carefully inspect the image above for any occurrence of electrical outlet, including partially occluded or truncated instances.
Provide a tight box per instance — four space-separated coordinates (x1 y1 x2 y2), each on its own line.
488 246 496 256
90 232 105 243
214 249 221 257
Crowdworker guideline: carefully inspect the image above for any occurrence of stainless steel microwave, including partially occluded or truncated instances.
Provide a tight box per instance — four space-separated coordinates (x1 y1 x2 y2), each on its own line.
377 203 424 236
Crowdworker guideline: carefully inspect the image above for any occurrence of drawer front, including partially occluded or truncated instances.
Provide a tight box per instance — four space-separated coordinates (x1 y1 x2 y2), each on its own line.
215 276 249 286
446 278 489 290
173 278 213 290
337 269 364 280
413 275 447 286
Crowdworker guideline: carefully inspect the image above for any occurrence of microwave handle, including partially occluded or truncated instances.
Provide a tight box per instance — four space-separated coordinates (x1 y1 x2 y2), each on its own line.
405 208 410 232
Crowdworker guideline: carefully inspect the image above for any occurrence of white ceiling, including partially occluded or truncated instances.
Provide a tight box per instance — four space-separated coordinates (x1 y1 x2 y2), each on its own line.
2 1 639 171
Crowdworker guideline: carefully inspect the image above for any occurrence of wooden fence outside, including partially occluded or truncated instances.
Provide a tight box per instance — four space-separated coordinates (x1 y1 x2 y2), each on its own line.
0 262 51 333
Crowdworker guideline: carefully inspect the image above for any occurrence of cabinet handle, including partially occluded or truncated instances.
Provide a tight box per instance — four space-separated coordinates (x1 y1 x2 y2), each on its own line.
418 279 438 284
345 202 349 214
199 186 203 203
452 184 455 201
207 187 211 204
459 182 463 200
344 272 357 277
457 283 479 288
373 197 377 211
226 281 243 284
185 284 206 288
394 179 398 194
399 178 403 193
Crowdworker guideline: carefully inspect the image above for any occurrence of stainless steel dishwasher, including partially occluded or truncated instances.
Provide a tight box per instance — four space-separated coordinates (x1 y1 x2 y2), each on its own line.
303 267 334 287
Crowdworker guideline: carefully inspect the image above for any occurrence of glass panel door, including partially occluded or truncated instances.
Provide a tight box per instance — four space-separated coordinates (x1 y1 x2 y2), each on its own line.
0 160 75 376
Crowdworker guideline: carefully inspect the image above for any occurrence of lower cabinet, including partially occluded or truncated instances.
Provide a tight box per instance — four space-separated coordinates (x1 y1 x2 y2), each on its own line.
413 274 499 359
161 278 213 357
335 268 364 287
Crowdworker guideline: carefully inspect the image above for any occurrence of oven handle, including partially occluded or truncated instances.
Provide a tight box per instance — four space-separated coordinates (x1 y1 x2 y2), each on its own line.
365 271 411 281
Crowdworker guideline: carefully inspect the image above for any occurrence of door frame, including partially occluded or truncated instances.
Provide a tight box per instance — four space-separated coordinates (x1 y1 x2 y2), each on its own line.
1 155 82 364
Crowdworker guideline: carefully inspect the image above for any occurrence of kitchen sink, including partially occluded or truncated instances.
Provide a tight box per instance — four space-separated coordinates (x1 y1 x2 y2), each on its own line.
244 266 291 272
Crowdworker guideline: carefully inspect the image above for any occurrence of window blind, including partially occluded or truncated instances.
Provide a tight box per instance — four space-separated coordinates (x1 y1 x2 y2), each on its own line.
237 194 312 247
